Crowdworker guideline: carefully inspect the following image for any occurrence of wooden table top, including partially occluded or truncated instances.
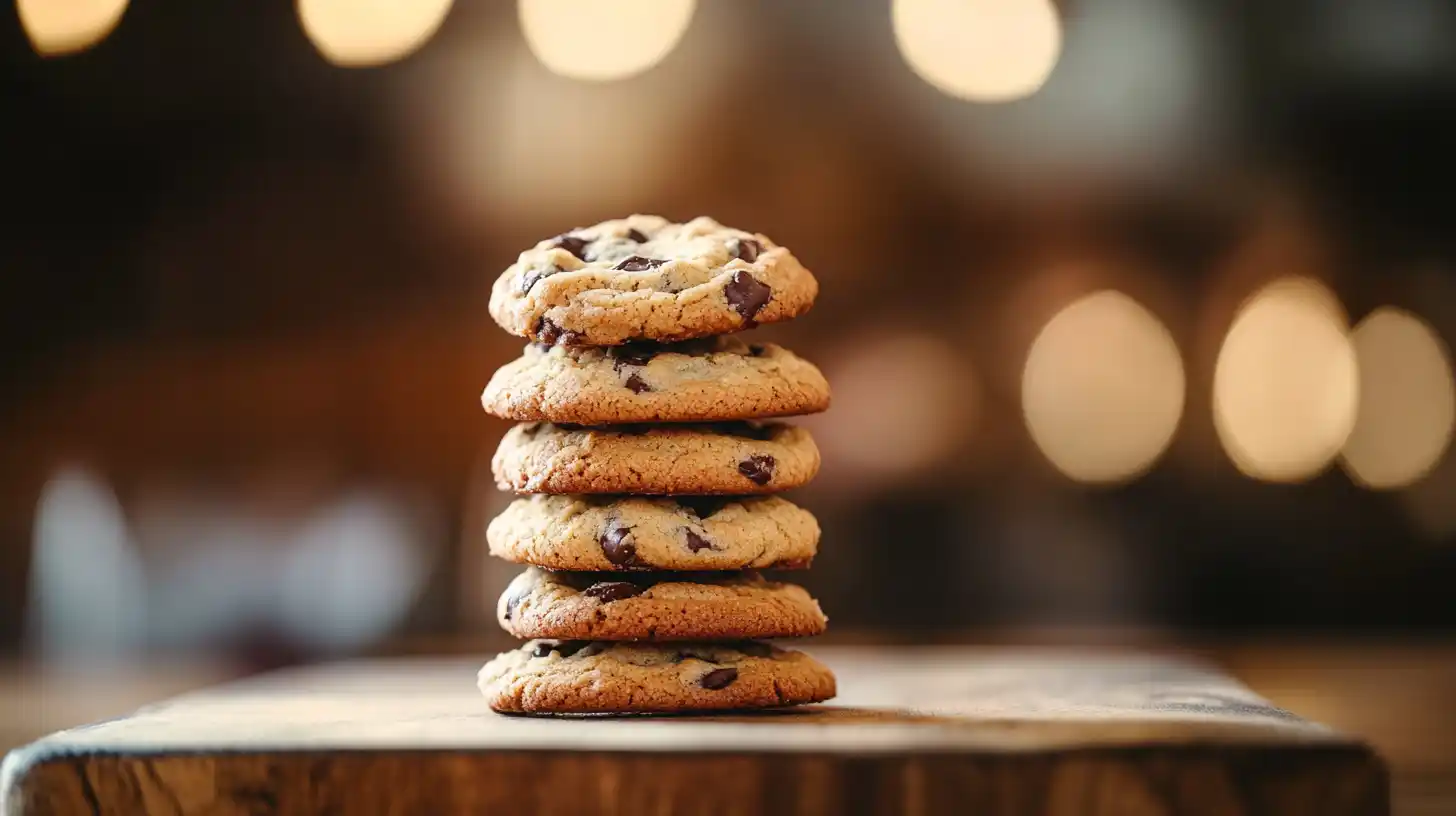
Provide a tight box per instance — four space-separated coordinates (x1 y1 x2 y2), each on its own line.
2 646 1388 815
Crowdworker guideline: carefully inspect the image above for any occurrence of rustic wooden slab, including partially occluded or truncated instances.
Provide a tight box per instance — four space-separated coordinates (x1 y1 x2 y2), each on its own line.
1 647 1388 815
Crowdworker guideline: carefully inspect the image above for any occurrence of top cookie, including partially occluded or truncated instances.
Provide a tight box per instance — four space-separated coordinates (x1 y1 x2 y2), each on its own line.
489 215 818 346
482 336 831 424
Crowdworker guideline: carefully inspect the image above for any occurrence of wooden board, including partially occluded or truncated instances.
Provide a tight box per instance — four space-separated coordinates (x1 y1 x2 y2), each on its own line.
1 647 1388 815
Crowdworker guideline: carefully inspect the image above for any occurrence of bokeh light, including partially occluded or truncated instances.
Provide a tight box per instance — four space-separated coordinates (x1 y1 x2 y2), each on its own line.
892 0 1062 102
1340 307 1456 489
297 0 454 67
519 0 696 81
17 0 128 57
1022 291 1185 484
1213 277 1358 482
813 333 975 482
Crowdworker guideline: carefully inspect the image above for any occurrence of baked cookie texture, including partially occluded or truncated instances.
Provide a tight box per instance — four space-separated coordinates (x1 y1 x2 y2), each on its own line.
488 494 818 572
478 215 836 715
482 337 830 424
489 215 818 346
492 421 820 495
497 567 827 641
479 639 837 714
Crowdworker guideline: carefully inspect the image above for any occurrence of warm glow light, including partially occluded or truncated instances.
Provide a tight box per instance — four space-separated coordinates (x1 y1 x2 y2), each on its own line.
17 0 128 56
1340 307 1456 489
1022 291 1185 483
814 333 974 480
298 0 454 67
1213 278 1358 482
892 0 1062 102
519 0 696 81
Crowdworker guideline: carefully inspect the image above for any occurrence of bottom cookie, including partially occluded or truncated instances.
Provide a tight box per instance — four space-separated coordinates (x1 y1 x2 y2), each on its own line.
478 640 836 714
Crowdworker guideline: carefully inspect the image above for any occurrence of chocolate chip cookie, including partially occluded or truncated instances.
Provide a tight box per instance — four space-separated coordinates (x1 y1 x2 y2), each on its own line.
478 639 836 714
489 215 818 347
498 567 827 641
482 336 830 424
488 494 818 571
493 421 820 495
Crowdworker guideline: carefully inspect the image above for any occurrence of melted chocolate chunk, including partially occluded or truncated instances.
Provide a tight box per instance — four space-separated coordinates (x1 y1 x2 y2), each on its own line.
677 497 731 518
625 228 648 243
724 270 772 321
600 524 639 567
738 454 776 486
504 590 527 620
583 581 642 603
614 256 667 272
684 530 716 552
624 372 651 394
733 641 774 658
732 238 761 263
550 234 591 261
519 264 562 294
537 318 584 346
699 667 739 690
748 344 767 357
610 342 660 369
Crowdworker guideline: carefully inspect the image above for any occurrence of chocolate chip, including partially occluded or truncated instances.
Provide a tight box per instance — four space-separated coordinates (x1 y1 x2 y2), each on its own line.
732 238 761 263
583 581 642 603
699 668 739 690
677 497 730 518
610 342 660 369
624 372 651 394
600 524 639 567
734 641 774 658
748 344 766 357
724 270 772 321
551 234 591 260
519 264 562 294
504 591 527 620
615 256 667 272
537 318 584 346
685 531 716 552
626 228 648 243
738 454 776 486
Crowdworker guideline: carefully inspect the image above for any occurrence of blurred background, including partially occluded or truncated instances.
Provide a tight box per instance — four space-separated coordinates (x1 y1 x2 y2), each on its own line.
3 0 1456 811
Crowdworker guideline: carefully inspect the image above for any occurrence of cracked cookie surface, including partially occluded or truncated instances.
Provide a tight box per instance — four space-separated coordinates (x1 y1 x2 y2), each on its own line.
488 494 817 571
482 336 830 424
489 215 818 346
478 639 836 714
497 567 826 641
492 421 819 495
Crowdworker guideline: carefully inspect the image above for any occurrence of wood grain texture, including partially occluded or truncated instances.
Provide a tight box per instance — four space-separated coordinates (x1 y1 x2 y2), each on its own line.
1 649 1389 815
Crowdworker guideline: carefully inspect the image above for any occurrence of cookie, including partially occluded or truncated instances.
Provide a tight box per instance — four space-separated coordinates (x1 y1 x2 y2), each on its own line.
498 567 827 641
489 215 818 346
488 494 817 572
478 639 837 714
492 421 820 495
482 336 831 424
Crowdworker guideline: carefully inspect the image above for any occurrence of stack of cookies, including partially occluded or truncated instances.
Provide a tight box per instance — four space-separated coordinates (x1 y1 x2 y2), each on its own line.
476 215 838 715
